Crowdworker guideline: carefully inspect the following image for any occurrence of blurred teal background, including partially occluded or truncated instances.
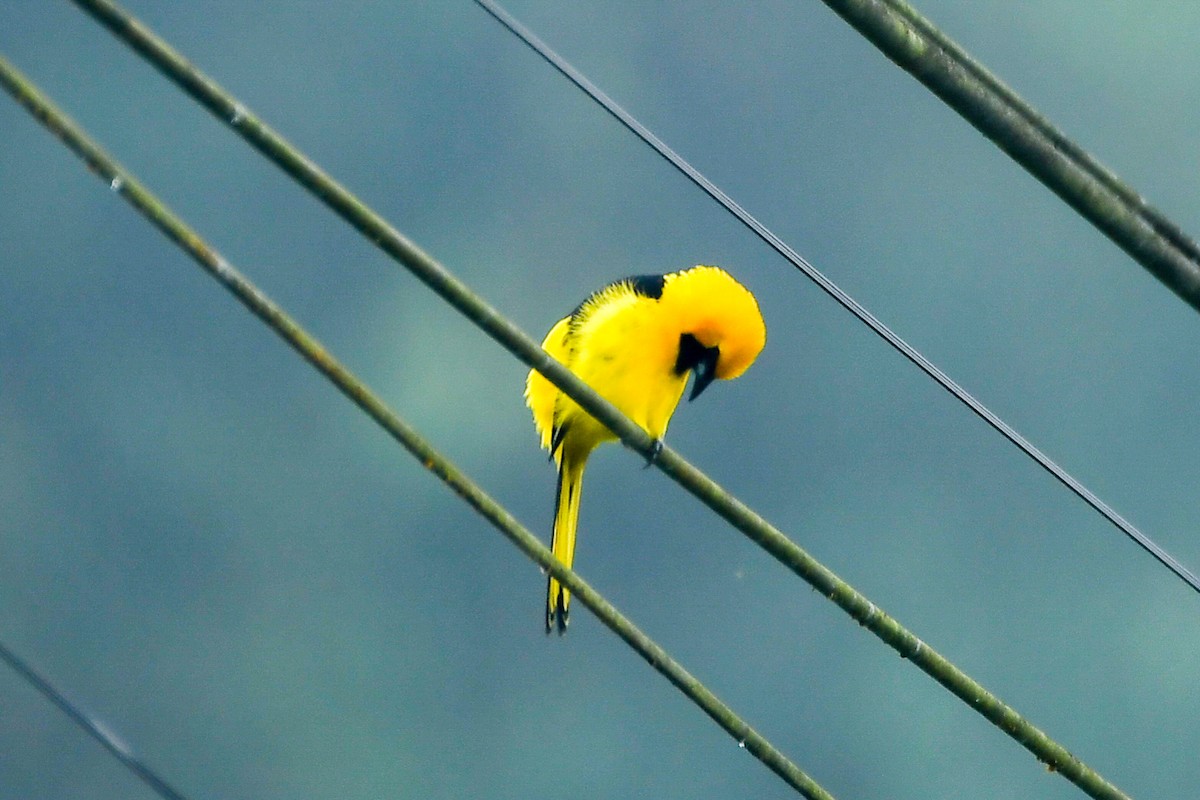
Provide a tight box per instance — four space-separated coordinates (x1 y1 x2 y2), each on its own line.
3 3 1199 798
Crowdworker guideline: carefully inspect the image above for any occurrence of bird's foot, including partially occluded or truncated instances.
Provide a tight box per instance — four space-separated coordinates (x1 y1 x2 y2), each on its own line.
643 438 664 468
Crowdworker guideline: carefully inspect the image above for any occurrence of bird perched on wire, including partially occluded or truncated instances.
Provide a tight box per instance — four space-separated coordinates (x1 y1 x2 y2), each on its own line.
525 265 766 634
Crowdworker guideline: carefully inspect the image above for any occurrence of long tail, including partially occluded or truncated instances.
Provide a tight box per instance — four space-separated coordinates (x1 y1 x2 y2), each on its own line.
547 455 586 634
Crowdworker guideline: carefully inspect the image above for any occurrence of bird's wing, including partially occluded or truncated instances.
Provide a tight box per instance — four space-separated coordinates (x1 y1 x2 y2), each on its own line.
525 315 572 453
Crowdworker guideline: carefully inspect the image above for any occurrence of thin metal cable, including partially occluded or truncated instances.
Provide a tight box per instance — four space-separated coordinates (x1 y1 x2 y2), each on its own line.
830 0 1200 308
472 0 1200 595
0 639 191 800
0 52 834 800
3 14 1134 796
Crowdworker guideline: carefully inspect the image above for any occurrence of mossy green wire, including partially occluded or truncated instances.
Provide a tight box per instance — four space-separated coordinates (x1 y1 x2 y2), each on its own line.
0 51 835 800
49 3 1140 796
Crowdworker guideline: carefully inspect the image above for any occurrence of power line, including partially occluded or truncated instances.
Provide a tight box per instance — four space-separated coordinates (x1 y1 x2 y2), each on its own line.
828 0 1200 311
0 638 192 800
38 6 1134 796
471 0 1200 596
0 52 835 800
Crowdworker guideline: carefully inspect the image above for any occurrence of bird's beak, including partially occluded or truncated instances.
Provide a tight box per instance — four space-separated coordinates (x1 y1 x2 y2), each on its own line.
688 347 720 401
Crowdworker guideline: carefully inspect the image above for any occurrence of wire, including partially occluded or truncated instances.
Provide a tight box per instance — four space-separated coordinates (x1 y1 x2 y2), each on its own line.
0 638 192 800
471 0 1200 596
22 9 1136 795
830 0 1200 310
0 52 834 800
2 31 1133 798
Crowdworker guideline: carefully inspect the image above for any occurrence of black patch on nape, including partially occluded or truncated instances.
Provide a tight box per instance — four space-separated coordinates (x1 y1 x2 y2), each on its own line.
625 274 665 300
569 274 666 319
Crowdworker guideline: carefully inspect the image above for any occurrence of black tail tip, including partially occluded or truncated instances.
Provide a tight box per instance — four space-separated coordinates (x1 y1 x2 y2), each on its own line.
545 588 570 635
545 607 569 635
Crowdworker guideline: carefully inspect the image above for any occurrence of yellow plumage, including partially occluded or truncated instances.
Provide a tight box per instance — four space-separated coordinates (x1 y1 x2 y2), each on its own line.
525 265 766 633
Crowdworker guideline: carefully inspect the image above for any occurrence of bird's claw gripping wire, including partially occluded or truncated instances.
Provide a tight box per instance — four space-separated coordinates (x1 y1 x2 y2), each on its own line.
643 438 664 468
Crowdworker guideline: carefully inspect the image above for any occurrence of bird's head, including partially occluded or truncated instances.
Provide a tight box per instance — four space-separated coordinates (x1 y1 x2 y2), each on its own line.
662 265 766 400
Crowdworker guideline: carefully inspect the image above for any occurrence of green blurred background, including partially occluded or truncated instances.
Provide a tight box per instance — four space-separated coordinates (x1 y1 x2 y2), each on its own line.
2 2 1199 798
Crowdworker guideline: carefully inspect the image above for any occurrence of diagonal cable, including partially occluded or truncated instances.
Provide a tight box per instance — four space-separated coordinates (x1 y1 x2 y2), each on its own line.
0 53 835 800
467 0 1200 595
824 0 1200 309
0 638 191 800
46 6 1134 797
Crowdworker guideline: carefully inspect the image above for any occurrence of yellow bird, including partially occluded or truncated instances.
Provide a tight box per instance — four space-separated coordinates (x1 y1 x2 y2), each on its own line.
526 265 766 633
